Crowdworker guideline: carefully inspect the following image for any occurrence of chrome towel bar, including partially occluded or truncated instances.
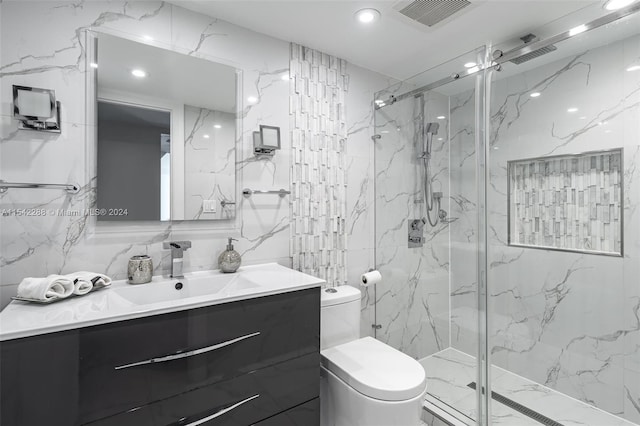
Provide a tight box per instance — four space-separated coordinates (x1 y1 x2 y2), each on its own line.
0 180 80 194
242 188 290 198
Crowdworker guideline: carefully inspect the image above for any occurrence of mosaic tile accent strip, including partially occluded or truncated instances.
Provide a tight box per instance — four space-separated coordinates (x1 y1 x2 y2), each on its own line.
289 43 348 285
508 149 623 255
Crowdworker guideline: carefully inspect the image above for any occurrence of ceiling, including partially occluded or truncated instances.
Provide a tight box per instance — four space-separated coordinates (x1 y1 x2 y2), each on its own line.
171 0 602 81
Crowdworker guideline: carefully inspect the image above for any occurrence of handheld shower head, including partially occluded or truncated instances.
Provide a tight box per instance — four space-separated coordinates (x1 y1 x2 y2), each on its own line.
425 122 439 136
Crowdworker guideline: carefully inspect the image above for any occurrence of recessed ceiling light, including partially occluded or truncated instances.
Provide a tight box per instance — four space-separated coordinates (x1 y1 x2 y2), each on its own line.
604 0 637 10
627 65 640 72
355 8 380 24
530 92 541 98
567 107 578 113
437 115 446 120
247 96 258 104
143 35 154 41
214 124 222 129
131 69 147 78
203 134 210 139
464 62 477 68
437 138 443 141
569 24 587 37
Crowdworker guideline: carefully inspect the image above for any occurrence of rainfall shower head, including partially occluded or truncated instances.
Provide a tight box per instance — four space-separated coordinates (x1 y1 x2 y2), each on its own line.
425 122 440 135
507 33 557 65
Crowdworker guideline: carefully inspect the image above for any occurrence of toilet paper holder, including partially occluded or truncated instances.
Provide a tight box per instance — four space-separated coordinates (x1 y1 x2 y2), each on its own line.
361 269 382 287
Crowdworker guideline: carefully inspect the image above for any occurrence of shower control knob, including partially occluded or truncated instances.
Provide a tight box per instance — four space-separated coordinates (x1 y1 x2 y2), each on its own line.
439 210 447 220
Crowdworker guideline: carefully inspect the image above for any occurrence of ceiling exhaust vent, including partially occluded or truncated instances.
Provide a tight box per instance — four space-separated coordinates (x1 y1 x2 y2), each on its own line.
396 0 472 27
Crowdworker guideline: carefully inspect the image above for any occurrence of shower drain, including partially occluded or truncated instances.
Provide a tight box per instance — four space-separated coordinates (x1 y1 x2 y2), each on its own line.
467 382 563 426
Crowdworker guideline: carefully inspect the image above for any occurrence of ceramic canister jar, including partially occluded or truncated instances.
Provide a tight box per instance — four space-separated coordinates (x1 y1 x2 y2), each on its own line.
128 255 153 284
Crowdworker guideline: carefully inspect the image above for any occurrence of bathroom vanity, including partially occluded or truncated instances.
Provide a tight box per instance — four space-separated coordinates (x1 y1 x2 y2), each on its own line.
0 264 322 426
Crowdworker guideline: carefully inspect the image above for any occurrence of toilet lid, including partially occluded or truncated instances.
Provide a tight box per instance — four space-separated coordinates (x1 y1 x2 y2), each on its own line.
321 337 427 401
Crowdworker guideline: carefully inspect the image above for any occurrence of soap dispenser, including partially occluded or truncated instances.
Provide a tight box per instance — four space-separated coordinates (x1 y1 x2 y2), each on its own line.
218 237 241 273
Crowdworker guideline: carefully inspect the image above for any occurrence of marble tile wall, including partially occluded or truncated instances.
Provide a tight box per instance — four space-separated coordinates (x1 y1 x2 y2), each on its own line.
288 44 394 335
0 2 390 314
449 86 479 359
344 63 398 337
373 89 452 360
0 1 291 308
450 34 640 423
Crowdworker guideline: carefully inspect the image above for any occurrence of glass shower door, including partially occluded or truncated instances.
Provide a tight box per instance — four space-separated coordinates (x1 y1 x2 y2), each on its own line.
486 8 640 425
373 46 491 425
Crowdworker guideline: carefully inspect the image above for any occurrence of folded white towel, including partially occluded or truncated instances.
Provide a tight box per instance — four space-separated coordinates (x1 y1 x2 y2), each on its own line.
73 279 93 295
66 271 112 295
17 274 75 301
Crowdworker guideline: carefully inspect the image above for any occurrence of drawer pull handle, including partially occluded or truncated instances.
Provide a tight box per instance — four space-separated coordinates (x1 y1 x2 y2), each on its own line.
114 331 260 370
185 394 260 426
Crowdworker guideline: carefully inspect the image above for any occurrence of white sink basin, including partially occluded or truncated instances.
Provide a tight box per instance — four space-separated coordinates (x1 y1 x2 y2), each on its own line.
113 273 259 305
0 263 325 341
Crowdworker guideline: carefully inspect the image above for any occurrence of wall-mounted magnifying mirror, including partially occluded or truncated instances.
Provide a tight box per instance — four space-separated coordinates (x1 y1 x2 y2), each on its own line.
90 32 239 222
13 85 61 132
253 125 281 157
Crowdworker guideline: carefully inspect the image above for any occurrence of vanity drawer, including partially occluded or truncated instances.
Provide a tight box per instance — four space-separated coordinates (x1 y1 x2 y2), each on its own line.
80 288 319 423
85 352 320 426
253 398 320 426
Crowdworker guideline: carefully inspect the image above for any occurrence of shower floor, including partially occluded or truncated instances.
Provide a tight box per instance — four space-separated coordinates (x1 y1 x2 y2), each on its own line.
420 348 638 426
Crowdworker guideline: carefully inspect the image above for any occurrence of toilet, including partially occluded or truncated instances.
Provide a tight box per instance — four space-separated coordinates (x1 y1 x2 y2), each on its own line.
320 285 427 426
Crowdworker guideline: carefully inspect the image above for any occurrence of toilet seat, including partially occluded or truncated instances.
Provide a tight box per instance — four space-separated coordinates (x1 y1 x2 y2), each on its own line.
320 336 426 401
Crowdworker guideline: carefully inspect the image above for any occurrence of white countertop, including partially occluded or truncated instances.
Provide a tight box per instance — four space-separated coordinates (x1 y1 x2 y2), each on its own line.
0 263 324 341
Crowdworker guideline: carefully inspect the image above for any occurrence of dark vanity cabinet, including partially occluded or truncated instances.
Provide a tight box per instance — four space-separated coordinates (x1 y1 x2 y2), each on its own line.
0 288 320 426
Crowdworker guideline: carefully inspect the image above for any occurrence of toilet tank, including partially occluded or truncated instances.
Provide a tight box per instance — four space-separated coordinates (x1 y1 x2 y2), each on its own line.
321 285 361 350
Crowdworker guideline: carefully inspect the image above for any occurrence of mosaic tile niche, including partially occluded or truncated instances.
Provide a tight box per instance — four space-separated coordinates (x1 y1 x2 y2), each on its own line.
508 149 623 255
289 43 348 285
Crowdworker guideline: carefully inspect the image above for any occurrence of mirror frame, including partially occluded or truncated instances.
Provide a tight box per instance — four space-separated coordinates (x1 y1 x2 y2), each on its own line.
84 28 243 236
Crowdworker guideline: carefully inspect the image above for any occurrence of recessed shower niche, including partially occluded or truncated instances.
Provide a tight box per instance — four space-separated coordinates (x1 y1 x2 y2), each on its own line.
508 149 623 256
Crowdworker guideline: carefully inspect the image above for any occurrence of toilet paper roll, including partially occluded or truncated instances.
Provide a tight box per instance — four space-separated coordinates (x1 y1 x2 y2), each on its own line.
361 270 382 287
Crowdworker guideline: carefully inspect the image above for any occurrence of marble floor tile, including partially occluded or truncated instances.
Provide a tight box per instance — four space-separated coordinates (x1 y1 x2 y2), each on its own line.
421 347 639 426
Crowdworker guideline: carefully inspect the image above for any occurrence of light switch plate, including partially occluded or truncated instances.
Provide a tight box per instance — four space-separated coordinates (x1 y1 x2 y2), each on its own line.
202 199 217 213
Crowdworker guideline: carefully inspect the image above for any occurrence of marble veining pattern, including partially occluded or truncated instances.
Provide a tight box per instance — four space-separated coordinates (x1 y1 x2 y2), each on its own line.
374 88 451 360
422 347 639 426
184 105 236 220
0 1 292 308
449 33 640 423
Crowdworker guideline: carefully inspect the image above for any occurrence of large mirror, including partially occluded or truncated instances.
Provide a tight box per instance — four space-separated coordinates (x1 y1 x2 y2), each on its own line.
92 32 238 222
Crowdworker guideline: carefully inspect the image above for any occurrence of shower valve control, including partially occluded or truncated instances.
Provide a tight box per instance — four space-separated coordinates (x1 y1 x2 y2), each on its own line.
408 219 425 248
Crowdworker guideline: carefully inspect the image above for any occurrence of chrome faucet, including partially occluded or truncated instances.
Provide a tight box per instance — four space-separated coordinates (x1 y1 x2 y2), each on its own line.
162 241 192 278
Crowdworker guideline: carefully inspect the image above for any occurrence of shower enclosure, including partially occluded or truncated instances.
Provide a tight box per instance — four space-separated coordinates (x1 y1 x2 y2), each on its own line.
373 3 640 425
